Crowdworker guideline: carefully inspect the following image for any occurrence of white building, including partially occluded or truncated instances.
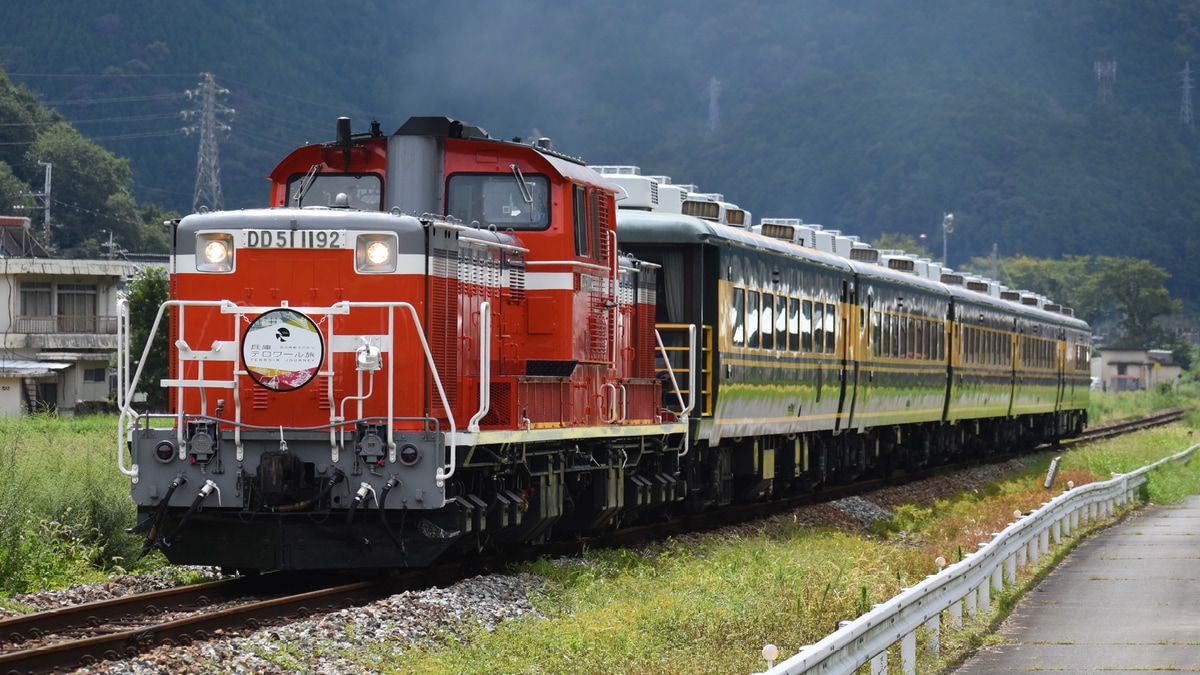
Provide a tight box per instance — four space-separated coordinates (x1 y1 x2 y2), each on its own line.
1091 347 1182 393
0 217 135 415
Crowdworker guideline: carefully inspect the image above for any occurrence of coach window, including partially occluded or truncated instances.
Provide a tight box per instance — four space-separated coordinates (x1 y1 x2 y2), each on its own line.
825 303 836 353
916 320 925 360
731 287 745 347
788 297 800 351
801 300 813 352
572 185 589 256
812 303 824 354
873 311 882 357
888 315 898 358
746 291 761 349
446 173 549 230
775 295 788 350
882 312 891 358
761 293 775 350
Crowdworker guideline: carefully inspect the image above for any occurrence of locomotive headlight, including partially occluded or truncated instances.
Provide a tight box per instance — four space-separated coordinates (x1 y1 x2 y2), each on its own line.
355 233 397 273
366 241 390 265
154 440 177 463
398 443 420 466
204 240 228 264
196 232 234 272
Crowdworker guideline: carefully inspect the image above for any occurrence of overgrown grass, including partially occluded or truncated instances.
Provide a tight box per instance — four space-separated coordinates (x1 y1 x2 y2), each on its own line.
0 413 151 595
1088 379 1198 425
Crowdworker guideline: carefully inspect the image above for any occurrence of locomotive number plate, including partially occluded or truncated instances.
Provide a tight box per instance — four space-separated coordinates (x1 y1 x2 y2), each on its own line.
241 229 348 249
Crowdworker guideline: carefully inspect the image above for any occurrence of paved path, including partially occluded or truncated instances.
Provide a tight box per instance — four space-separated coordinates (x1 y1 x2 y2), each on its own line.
952 494 1200 673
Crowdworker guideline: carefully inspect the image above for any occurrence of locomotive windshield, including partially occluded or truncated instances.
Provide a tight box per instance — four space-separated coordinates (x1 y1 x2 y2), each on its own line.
287 173 382 210
446 173 549 230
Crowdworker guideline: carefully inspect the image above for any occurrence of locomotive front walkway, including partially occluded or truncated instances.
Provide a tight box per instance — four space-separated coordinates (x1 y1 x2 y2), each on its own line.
951 494 1200 674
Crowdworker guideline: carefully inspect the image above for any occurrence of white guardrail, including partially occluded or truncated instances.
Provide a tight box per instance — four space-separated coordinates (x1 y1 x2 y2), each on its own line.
757 442 1200 675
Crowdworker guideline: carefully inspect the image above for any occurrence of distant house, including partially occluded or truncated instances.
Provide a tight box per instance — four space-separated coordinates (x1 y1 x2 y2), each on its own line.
1092 347 1182 393
0 217 136 416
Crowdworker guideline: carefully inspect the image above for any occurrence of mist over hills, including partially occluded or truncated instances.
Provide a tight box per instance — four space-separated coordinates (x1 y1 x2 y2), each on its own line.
3 0 1200 302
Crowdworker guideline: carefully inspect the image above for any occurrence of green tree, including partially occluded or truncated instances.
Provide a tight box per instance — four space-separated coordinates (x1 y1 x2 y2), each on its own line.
23 123 137 254
963 254 1182 349
966 254 1101 322
870 232 928 257
124 265 170 411
0 69 61 170
1091 256 1181 348
134 203 175 253
0 161 32 216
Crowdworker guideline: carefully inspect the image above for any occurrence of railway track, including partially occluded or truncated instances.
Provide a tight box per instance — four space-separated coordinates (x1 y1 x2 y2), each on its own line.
1 408 1184 674
1060 407 1185 446
0 566 469 674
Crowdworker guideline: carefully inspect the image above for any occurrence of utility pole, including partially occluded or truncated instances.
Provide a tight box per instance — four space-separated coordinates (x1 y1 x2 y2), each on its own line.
20 161 52 249
708 77 720 134
183 73 234 212
1182 62 1194 130
1094 61 1117 104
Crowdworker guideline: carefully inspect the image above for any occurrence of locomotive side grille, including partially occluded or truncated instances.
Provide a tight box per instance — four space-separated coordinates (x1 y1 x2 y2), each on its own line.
430 247 459 413
253 387 269 410
596 199 612 264
508 254 525 302
587 275 610 362
480 380 512 427
487 250 501 299
635 269 657 378
519 378 567 425
314 376 330 410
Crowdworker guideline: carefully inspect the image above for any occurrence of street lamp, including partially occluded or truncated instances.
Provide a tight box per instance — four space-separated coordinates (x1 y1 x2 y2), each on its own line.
941 213 954 264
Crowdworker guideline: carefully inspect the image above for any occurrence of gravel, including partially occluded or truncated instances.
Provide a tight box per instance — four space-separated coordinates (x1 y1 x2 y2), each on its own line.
21 459 1029 674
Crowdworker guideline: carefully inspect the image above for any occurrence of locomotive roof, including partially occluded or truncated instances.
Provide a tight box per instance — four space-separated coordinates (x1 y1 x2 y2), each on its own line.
174 207 428 255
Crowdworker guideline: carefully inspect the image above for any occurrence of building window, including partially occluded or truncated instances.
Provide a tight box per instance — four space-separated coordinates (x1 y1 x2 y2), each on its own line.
57 283 97 332
84 367 107 383
20 282 51 315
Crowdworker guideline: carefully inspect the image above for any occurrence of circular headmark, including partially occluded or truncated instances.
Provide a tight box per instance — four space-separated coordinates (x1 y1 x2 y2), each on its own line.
241 308 325 392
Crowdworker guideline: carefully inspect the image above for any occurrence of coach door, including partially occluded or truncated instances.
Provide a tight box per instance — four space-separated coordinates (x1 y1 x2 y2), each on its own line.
835 278 854 431
1055 328 1067 411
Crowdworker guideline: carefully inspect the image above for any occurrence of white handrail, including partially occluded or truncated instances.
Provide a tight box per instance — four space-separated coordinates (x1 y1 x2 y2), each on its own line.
467 301 492 432
117 299 459 484
653 324 696 457
761 441 1200 675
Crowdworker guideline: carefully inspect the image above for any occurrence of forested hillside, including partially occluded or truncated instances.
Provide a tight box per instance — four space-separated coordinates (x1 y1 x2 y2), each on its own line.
2 0 1200 305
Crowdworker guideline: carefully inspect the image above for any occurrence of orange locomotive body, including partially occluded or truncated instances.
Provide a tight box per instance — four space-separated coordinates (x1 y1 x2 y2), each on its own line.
120 118 685 570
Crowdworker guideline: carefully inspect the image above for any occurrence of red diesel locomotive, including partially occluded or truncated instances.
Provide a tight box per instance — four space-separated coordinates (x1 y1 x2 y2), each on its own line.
119 117 687 569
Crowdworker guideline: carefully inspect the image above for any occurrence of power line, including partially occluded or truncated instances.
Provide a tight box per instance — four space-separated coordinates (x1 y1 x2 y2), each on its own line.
38 93 182 106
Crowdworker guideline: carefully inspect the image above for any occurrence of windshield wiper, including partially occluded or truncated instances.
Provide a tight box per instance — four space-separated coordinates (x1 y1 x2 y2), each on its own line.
292 164 322 207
